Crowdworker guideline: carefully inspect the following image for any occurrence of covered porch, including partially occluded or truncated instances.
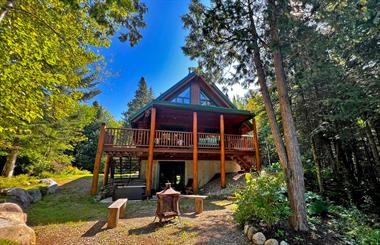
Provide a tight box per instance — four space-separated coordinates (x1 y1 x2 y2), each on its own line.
91 103 260 197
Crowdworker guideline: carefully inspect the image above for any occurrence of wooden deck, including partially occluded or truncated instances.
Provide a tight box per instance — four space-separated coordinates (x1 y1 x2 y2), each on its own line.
103 128 255 152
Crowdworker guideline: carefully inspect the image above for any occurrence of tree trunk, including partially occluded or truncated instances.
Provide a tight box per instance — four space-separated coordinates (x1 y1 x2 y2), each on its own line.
365 121 380 167
311 137 323 193
0 0 15 24
267 0 308 231
247 0 289 176
1 146 19 177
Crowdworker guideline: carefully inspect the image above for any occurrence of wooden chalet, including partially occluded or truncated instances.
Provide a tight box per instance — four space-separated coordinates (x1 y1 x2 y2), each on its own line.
91 73 260 199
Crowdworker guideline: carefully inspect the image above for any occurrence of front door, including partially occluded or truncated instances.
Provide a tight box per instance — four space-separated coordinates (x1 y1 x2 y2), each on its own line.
158 161 185 192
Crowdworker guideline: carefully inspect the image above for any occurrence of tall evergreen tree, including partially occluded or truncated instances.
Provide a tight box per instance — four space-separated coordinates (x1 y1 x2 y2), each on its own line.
183 0 308 230
122 77 154 127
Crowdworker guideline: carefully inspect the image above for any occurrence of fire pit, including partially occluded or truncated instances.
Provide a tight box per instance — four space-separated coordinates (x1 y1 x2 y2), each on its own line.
154 182 181 223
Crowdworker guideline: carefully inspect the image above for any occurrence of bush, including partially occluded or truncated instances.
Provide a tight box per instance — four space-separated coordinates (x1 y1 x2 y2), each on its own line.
234 171 291 226
305 191 329 217
0 174 40 189
329 205 380 245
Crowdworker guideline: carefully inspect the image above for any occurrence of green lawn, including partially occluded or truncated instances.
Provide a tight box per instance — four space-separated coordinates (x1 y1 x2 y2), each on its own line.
28 175 106 226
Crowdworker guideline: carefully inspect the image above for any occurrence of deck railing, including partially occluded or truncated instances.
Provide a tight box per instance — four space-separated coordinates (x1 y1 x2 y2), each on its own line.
105 128 150 147
154 130 193 148
104 128 254 151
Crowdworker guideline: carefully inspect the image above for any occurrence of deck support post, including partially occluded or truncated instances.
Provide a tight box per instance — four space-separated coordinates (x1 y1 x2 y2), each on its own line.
103 154 112 188
91 123 106 195
220 114 226 188
146 107 156 197
193 111 199 194
253 117 261 171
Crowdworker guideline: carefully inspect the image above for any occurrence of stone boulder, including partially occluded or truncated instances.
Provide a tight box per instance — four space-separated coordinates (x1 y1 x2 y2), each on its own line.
252 232 266 245
0 203 27 223
264 238 279 245
0 219 36 245
244 224 250 235
279 241 289 245
27 189 42 203
0 188 32 209
40 178 58 195
0 203 36 245
247 226 256 241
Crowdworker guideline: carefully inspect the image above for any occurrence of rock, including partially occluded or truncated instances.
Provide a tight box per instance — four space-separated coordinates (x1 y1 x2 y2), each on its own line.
252 232 266 245
280 241 289 245
247 226 256 240
27 189 42 203
0 219 36 245
0 188 32 209
264 238 279 245
0 203 27 223
0 203 35 245
244 224 250 235
40 178 58 195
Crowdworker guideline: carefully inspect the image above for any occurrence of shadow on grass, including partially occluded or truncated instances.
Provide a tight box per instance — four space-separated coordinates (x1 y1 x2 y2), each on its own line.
128 221 165 235
81 220 107 237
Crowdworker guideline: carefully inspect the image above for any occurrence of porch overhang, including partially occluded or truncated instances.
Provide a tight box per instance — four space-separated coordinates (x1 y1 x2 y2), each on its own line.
130 100 254 133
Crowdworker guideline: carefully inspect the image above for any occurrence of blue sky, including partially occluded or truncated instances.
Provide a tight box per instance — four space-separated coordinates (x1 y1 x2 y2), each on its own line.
94 0 248 120
94 0 195 120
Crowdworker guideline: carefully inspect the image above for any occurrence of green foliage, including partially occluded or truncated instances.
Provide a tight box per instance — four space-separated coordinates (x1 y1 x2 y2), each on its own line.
0 240 19 245
234 171 291 226
0 174 40 189
305 192 329 217
122 77 154 127
328 205 380 245
73 102 120 171
0 0 146 176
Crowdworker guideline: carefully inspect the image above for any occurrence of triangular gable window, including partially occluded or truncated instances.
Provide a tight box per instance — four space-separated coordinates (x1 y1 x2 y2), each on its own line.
200 90 217 106
171 86 191 104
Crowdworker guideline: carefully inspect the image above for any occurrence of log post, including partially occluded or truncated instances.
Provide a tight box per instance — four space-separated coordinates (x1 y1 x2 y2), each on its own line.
146 107 156 197
193 111 199 194
253 117 261 171
91 123 106 195
220 114 226 188
103 154 112 188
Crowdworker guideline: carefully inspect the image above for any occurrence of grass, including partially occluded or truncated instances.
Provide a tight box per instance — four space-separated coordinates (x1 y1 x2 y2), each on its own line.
0 167 91 190
28 175 107 226
0 174 45 189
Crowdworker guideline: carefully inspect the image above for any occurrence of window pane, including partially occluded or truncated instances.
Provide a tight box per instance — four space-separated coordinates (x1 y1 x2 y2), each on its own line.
171 86 191 104
200 90 216 106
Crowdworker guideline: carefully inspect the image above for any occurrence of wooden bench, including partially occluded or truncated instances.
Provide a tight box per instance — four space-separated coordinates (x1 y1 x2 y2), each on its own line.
180 195 207 214
107 198 128 228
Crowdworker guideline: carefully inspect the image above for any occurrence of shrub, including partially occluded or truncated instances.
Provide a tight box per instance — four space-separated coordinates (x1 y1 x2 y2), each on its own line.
305 191 329 217
0 174 40 189
234 171 291 226
329 205 380 245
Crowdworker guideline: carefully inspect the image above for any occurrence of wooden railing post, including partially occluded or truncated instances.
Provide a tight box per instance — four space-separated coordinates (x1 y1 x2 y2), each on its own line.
220 114 226 188
193 111 199 194
253 117 261 171
146 107 156 197
91 123 106 195
103 154 112 188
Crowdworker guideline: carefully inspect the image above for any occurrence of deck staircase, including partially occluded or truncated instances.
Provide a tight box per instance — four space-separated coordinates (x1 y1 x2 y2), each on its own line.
234 155 255 171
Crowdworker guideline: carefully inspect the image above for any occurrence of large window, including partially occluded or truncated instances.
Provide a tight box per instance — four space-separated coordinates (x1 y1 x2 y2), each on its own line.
171 86 191 104
200 90 216 106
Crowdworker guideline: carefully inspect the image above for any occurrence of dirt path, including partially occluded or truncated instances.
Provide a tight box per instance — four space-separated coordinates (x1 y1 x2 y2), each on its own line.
29 176 249 245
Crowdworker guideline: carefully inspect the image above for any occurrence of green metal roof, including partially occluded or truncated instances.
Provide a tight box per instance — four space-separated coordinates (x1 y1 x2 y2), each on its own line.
130 73 253 122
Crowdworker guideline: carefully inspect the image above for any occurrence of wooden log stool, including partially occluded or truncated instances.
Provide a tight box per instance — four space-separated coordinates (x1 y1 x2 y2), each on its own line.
180 195 207 214
107 198 128 228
